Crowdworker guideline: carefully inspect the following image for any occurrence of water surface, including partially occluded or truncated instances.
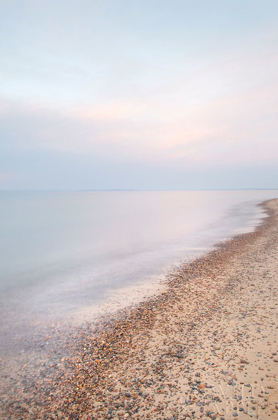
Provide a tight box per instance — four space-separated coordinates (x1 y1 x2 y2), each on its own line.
0 190 277 354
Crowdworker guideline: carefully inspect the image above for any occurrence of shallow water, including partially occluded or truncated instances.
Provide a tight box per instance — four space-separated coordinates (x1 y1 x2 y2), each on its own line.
0 190 278 354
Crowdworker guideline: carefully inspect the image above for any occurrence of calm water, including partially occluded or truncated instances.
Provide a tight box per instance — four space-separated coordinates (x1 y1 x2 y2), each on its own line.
0 190 277 353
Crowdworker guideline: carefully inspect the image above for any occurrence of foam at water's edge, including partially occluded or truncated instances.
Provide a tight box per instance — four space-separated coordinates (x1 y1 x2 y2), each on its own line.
66 198 273 327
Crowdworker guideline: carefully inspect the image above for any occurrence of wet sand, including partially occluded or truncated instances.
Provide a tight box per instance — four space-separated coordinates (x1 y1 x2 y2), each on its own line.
1 199 278 419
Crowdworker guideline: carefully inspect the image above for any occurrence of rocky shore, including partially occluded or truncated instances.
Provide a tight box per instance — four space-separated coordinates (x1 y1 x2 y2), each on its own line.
1 199 278 419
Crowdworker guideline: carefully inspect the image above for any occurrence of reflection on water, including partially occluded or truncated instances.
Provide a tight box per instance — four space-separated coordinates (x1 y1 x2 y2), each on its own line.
0 190 277 354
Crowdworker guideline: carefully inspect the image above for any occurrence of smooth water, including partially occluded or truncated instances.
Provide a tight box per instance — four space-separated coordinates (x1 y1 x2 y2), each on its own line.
0 190 277 352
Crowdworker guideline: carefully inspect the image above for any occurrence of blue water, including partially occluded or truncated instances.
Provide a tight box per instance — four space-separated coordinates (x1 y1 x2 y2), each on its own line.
0 190 277 350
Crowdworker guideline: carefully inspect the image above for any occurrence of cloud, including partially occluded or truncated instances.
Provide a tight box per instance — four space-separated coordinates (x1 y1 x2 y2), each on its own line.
0 172 10 180
0 172 21 186
1 77 278 172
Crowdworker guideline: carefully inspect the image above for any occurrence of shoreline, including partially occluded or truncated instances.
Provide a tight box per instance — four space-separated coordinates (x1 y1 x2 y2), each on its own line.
0 198 264 359
1 199 278 419
50 197 270 329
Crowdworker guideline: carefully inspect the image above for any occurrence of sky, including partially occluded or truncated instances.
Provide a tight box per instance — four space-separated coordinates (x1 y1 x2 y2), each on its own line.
1 0 278 190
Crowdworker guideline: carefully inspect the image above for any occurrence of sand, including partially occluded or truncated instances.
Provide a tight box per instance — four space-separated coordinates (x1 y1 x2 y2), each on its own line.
1 199 278 419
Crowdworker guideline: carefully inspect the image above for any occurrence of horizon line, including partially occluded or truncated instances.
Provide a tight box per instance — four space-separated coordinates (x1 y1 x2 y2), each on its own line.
1 188 278 192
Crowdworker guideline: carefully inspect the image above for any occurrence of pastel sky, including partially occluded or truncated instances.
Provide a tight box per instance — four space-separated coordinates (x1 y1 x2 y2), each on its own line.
1 0 278 190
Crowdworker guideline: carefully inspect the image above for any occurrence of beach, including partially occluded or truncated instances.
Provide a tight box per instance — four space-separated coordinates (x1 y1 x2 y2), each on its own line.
1 198 278 419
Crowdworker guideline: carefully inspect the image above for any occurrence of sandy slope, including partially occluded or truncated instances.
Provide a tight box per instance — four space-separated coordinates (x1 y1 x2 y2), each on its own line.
97 199 278 419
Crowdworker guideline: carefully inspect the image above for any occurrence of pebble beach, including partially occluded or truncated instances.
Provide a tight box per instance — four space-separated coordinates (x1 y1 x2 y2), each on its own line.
1 198 278 419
